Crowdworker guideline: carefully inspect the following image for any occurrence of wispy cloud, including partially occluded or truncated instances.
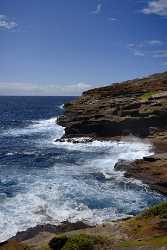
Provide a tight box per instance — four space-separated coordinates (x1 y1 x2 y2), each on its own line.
91 2 102 15
128 39 164 57
0 14 17 30
0 82 93 96
128 43 145 57
147 40 163 45
108 17 118 21
134 50 145 56
142 0 167 16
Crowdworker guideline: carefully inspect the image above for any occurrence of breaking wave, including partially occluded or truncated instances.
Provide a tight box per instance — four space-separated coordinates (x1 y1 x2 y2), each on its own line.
0 100 165 242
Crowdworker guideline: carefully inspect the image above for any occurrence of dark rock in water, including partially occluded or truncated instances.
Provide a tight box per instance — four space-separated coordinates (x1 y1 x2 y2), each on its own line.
91 172 106 182
114 160 134 172
143 156 158 162
156 181 167 188
11 221 92 242
57 71 167 140
143 153 167 162
55 137 93 143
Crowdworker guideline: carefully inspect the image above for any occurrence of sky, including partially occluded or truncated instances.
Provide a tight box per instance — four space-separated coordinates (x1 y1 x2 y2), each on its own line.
0 0 167 96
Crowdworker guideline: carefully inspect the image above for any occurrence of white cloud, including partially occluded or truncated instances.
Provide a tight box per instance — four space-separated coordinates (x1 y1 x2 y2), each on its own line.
0 14 17 30
91 3 102 15
147 40 163 45
142 0 167 16
0 82 93 96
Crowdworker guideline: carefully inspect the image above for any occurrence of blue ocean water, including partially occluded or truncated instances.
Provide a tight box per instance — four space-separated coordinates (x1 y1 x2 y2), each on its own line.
0 96 165 241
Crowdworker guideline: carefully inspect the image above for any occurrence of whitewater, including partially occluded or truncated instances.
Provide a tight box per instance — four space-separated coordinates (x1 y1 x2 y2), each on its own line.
0 96 164 242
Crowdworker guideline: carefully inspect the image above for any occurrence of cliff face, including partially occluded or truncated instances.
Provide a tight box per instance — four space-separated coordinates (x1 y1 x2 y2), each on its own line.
57 72 167 139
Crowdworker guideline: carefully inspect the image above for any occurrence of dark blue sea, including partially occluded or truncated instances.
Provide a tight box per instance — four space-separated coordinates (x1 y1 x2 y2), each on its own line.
0 96 165 241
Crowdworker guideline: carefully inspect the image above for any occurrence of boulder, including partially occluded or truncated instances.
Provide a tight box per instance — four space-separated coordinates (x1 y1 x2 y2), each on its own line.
114 160 134 172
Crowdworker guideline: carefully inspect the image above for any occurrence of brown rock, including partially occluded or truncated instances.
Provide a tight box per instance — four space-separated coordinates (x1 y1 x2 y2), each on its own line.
125 153 167 195
57 71 167 139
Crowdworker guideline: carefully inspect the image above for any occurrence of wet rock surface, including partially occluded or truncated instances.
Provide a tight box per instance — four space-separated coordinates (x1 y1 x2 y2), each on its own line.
114 160 134 172
124 153 167 195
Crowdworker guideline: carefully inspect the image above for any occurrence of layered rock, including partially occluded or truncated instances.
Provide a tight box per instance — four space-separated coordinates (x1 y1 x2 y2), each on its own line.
57 72 167 139
114 154 167 195
57 72 167 196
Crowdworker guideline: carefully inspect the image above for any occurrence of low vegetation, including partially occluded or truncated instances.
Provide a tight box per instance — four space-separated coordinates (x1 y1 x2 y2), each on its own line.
141 201 167 218
49 234 110 250
117 235 167 248
139 91 157 101
1 202 167 250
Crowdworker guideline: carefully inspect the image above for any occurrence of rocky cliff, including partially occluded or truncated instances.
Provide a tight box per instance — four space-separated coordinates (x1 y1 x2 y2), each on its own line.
2 72 167 250
57 71 167 196
58 71 167 139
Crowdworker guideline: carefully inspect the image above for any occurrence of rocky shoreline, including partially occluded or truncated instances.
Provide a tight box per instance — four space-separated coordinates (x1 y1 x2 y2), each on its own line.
2 202 167 250
2 72 167 250
57 71 167 196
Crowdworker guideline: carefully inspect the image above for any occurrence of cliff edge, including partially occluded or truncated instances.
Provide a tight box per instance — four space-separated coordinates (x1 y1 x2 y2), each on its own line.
57 71 167 195
57 71 167 139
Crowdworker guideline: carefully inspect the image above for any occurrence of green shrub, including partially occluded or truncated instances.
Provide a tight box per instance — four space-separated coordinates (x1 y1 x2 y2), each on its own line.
142 201 167 218
62 234 94 250
139 91 157 101
49 234 109 250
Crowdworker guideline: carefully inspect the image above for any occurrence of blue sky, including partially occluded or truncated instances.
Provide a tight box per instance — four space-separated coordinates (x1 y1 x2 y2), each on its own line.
0 0 167 95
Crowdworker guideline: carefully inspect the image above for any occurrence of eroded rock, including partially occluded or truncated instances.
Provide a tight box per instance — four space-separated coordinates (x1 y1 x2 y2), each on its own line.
57 72 167 140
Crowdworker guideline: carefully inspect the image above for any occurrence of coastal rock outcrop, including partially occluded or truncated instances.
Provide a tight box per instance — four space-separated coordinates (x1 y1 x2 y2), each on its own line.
57 71 167 196
124 153 167 195
57 72 167 139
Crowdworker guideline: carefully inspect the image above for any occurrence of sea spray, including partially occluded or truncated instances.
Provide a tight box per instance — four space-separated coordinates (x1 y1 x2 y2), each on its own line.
0 97 164 242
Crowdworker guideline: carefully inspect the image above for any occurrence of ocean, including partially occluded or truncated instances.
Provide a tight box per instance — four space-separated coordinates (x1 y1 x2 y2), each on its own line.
0 96 164 242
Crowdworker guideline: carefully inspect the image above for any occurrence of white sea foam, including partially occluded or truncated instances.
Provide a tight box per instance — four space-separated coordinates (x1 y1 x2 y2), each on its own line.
2 117 64 139
59 104 64 110
0 118 164 242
